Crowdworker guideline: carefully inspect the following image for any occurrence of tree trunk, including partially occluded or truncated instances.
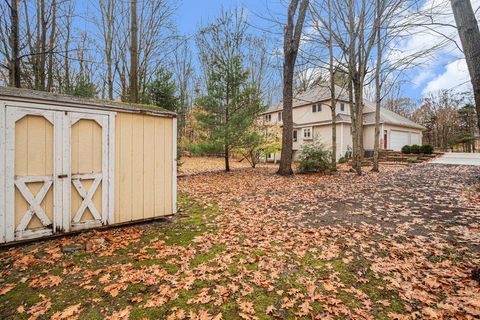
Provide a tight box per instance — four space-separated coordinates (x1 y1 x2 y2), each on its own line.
352 80 364 175
46 0 56 92
328 0 337 169
225 145 230 172
64 23 71 91
372 2 382 173
278 0 309 176
9 0 21 88
451 0 480 132
39 0 46 91
129 0 138 103
278 57 295 175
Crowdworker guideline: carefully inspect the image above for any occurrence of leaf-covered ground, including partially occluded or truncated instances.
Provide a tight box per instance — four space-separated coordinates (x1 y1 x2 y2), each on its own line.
1 158 479 319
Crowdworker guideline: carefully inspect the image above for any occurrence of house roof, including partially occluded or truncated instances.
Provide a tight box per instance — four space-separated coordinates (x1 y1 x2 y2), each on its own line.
363 101 425 130
266 83 349 113
0 87 176 117
264 83 425 130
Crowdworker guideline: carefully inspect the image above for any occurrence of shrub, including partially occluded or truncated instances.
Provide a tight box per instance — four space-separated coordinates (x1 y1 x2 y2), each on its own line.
338 157 348 164
407 157 417 163
420 144 434 154
298 141 332 173
410 144 421 154
401 145 411 154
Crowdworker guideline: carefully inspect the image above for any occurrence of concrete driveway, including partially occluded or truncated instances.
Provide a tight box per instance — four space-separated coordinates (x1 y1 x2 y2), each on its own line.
430 152 480 165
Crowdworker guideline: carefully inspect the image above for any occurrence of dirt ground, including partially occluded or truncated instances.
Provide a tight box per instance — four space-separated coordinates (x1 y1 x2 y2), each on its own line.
0 158 479 319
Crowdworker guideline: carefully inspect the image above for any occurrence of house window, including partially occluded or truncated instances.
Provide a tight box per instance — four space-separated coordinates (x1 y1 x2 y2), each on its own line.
264 114 271 122
312 104 322 113
303 128 312 139
293 130 298 142
340 103 345 112
278 111 283 122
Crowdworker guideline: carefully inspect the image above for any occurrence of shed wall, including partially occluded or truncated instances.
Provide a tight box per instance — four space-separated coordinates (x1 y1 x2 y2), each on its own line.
114 112 173 223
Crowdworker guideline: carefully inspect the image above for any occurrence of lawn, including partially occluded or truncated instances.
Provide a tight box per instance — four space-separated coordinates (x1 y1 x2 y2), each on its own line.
1 157 479 319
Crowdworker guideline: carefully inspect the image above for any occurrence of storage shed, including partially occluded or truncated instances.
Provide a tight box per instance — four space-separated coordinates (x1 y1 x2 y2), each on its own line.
0 87 177 243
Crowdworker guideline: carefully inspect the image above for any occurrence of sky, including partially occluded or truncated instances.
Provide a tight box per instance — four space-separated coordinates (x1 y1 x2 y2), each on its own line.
175 0 478 104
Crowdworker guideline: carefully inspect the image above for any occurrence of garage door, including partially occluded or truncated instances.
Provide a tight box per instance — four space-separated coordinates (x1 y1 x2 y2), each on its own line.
410 133 421 145
390 130 410 151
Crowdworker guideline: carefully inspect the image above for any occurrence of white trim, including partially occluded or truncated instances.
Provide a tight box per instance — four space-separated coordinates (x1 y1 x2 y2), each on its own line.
5 108 18 242
340 123 344 157
15 228 53 241
107 114 115 224
70 220 102 231
62 111 71 232
3 100 115 117
172 118 177 214
0 103 5 242
101 116 109 224
54 111 63 232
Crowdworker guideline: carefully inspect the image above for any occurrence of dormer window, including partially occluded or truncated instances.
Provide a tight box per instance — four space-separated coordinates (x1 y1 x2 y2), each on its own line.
312 104 322 113
264 114 272 122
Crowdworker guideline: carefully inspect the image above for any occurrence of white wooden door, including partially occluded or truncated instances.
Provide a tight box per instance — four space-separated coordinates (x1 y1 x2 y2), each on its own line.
65 112 111 232
2 105 114 243
4 107 63 242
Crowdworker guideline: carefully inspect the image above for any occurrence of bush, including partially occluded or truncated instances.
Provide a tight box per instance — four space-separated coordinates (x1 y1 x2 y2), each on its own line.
410 144 421 154
420 144 434 154
407 157 417 163
401 145 411 154
298 141 332 173
183 140 223 156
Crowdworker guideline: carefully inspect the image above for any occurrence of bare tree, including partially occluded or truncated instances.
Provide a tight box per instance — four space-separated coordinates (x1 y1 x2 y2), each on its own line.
46 0 56 92
9 0 21 87
98 0 116 100
173 38 194 139
450 0 480 132
129 0 138 102
278 0 310 176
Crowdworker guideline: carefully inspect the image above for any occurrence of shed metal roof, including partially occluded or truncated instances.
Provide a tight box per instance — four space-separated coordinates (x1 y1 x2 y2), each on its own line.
0 87 176 117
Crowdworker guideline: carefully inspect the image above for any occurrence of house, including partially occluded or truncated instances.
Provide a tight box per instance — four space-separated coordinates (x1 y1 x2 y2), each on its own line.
0 87 177 243
260 84 425 161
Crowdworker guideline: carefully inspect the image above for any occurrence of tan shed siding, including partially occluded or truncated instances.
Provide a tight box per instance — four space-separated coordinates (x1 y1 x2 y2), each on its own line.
114 112 173 223
14 115 54 230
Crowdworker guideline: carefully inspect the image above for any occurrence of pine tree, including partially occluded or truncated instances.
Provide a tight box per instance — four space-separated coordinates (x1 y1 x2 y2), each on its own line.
195 55 262 172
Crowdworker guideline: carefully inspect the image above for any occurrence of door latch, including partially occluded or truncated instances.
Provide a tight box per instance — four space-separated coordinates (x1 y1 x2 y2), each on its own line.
58 174 68 178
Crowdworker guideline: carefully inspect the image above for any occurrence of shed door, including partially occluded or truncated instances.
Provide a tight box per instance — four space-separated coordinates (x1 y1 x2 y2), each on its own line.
66 112 110 232
5 107 62 241
3 106 114 242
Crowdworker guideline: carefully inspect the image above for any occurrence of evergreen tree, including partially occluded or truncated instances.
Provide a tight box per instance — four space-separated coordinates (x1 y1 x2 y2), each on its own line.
195 55 263 171
142 68 178 111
